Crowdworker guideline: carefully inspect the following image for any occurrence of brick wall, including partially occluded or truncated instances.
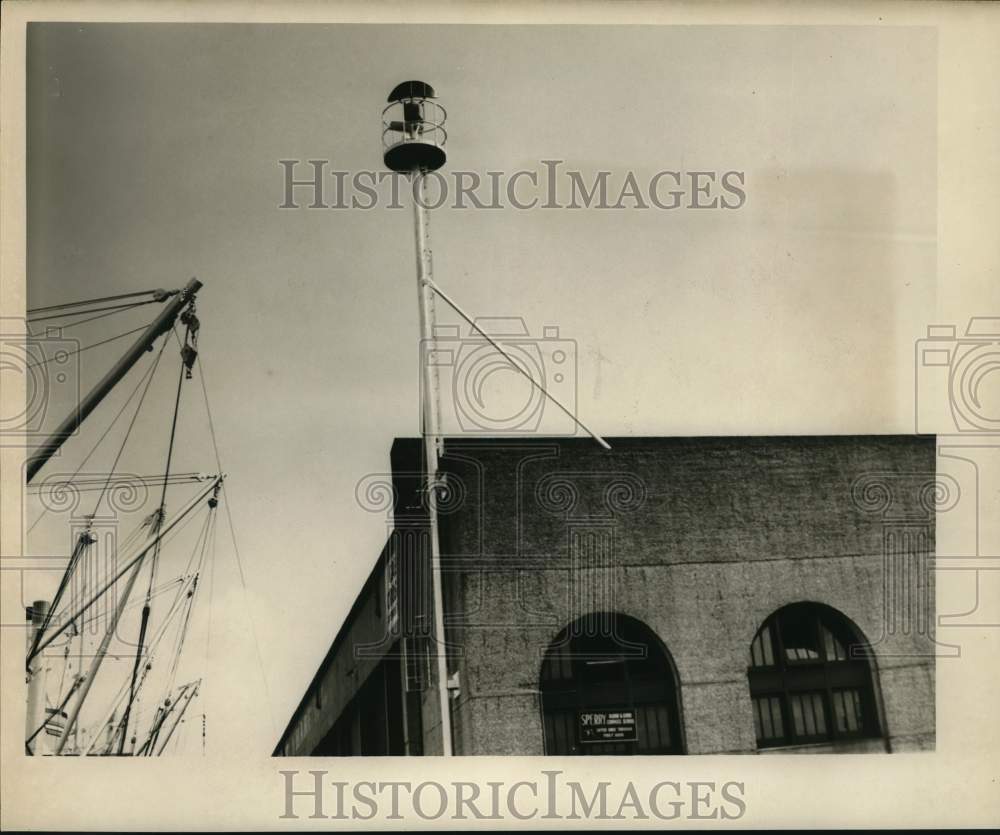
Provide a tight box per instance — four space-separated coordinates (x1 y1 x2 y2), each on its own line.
276 435 937 756
436 435 937 755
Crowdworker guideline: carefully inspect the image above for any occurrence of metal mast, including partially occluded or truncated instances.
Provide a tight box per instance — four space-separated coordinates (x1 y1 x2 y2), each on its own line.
48 475 223 754
413 173 452 757
24 601 50 754
383 80 453 756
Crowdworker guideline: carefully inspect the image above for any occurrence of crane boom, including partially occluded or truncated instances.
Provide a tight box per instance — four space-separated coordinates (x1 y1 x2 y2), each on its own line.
26 277 203 483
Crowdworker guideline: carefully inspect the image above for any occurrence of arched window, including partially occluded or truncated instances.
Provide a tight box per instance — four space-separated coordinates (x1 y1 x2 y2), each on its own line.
748 603 882 749
540 613 684 755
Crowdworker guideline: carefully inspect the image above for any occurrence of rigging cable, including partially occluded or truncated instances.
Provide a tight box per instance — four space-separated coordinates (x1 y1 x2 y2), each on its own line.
143 481 217 751
26 323 155 369
29 475 220 663
26 334 170 664
111 507 212 749
72 574 187 636
106 559 200 754
24 674 83 752
154 680 200 755
28 299 164 326
27 288 175 315
82 516 210 755
47 300 167 333
194 349 278 737
26 339 168 536
165 501 216 697
28 473 211 495
199 487 219 756
118 317 194 753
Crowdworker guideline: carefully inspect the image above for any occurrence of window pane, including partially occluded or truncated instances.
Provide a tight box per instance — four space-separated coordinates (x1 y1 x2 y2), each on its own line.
790 694 805 736
833 689 862 733
753 699 767 739
781 608 821 661
822 624 847 661
656 704 671 747
753 695 784 743
790 692 827 739
848 690 861 731
637 706 652 751
810 693 827 735
769 697 784 739
832 690 847 732
750 625 775 668
748 605 881 749
751 633 762 667
802 695 816 735
541 615 681 755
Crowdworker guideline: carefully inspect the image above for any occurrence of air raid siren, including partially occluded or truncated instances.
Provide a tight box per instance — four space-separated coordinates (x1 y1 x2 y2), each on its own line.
382 80 447 173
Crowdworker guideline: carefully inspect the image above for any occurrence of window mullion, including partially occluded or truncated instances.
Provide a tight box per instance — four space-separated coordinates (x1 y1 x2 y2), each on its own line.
772 611 796 745
817 615 837 742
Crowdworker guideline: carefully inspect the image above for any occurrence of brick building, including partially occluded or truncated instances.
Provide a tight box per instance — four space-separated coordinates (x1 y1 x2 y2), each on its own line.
274 435 937 756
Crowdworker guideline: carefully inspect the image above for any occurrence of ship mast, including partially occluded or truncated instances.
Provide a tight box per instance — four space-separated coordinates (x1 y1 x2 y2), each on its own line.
25 278 211 755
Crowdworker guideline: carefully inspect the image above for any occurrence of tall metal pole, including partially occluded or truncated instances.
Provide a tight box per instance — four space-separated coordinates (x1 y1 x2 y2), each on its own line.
41 476 222 753
28 476 224 661
154 680 200 756
25 600 50 754
26 531 94 663
26 277 202 483
55 557 145 755
412 172 453 757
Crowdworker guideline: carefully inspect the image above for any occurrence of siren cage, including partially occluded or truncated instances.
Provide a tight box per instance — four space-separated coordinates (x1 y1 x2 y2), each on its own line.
382 81 447 173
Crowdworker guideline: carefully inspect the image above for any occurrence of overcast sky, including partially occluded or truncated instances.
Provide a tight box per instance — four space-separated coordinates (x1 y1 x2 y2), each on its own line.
25 23 936 755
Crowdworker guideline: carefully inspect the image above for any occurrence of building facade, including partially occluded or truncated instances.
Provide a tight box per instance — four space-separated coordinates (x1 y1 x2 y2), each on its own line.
275 435 937 756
